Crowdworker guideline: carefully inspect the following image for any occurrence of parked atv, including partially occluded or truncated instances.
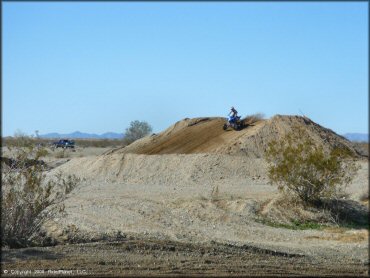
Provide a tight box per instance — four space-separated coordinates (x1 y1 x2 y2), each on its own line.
223 115 244 131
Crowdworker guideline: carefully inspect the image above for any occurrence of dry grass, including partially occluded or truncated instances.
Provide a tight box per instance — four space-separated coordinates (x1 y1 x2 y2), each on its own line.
1 141 81 248
54 150 70 158
257 193 369 230
73 138 124 148
3 136 125 149
352 142 369 157
306 229 368 243
258 194 331 226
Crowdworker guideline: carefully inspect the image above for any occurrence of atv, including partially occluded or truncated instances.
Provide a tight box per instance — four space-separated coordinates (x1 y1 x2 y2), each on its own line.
223 115 244 131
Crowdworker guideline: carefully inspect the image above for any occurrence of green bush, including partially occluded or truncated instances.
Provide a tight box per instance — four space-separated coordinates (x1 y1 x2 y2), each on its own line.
265 126 359 205
124 120 152 145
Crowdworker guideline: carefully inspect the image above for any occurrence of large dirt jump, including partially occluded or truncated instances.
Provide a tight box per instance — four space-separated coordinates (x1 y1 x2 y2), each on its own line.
109 115 365 157
52 115 366 186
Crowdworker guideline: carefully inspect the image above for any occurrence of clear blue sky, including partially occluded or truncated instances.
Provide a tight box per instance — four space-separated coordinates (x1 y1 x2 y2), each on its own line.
3 2 368 136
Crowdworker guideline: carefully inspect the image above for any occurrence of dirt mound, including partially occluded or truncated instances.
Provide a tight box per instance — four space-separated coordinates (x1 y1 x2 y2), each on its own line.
111 115 366 158
46 114 366 191
48 153 268 184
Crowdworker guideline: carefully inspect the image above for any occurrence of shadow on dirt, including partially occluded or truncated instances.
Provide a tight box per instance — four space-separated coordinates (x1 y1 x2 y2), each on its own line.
2 248 63 263
318 199 369 229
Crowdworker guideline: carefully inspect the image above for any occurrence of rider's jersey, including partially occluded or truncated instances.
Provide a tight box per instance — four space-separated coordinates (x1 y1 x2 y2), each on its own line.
229 108 238 117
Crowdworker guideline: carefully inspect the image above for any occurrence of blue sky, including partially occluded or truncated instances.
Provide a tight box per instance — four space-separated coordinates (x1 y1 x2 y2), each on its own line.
3 2 368 136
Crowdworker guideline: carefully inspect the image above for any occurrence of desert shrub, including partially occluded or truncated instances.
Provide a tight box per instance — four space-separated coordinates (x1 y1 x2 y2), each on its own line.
124 120 152 144
265 126 359 205
10 130 32 147
1 137 80 248
3 131 52 152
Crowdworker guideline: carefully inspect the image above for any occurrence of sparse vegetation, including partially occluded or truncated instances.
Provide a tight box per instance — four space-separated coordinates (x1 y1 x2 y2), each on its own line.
54 149 69 158
72 138 124 148
123 120 153 144
257 218 326 230
3 136 124 149
305 228 368 243
257 193 369 230
261 129 366 230
352 141 368 156
257 194 334 227
265 126 359 205
1 135 80 248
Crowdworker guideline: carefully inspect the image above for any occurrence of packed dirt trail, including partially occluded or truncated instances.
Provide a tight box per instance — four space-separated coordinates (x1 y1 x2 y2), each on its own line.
111 117 264 155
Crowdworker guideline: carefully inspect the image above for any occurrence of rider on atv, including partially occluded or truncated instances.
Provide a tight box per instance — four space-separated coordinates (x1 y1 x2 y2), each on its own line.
228 106 239 124
223 106 243 131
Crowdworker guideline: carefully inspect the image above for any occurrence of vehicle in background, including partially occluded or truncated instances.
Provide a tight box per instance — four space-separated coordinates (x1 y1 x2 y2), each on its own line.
51 139 75 149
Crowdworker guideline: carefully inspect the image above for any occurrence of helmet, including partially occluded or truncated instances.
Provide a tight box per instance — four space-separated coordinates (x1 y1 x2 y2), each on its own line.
231 106 234 109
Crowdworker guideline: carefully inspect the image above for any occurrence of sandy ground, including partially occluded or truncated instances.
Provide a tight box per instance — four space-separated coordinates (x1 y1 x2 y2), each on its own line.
113 116 366 158
39 156 368 256
3 151 368 276
2 115 369 276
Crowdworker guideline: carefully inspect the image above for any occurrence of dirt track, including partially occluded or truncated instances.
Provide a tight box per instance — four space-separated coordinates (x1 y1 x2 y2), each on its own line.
8 155 364 277
116 117 264 155
114 116 366 157
2 237 368 277
2 115 369 276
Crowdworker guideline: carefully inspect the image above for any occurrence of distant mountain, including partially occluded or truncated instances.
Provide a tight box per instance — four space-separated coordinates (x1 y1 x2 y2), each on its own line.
343 133 368 142
40 131 124 139
100 132 125 139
